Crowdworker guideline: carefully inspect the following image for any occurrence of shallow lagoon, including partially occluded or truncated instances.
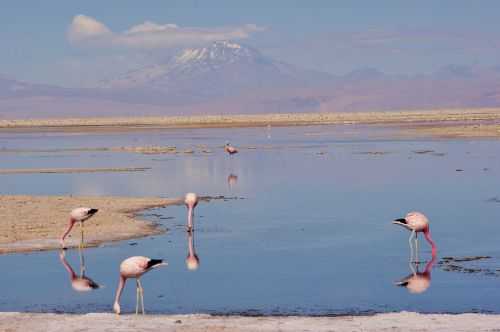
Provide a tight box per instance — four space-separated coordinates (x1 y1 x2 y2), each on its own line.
1 125 500 314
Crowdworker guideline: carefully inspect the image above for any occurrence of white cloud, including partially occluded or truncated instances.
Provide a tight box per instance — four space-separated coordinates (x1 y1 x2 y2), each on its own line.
67 15 264 49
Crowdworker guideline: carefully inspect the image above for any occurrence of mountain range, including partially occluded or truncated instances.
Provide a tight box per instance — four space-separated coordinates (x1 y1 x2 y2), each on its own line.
1 41 500 119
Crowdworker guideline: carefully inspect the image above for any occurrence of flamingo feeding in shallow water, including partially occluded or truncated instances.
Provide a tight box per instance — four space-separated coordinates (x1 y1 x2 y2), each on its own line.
224 142 238 155
60 207 98 248
393 211 437 262
185 192 199 232
113 256 167 315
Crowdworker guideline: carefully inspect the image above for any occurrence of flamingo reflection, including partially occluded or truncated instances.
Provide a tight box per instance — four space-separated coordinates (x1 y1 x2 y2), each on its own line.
59 249 100 292
186 230 200 271
227 173 238 189
395 255 437 294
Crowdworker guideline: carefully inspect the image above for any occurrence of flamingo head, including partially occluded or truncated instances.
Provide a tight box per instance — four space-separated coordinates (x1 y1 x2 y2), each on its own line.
113 301 121 315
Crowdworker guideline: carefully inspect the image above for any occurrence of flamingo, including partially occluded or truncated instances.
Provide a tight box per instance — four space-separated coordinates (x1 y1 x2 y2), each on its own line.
60 207 98 248
59 249 100 292
395 255 437 294
186 230 200 271
185 192 199 232
393 211 437 262
113 256 167 315
224 142 238 155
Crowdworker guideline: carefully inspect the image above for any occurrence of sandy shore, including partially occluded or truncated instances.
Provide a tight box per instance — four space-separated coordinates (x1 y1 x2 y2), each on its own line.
1 312 499 331
409 123 500 138
0 195 181 254
1 108 500 132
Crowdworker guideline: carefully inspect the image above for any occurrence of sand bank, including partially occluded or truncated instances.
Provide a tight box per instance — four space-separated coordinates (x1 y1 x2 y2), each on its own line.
0 195 181 254
1 108 500 132
0 167 151 174
1 312 499 332
409 123 500 139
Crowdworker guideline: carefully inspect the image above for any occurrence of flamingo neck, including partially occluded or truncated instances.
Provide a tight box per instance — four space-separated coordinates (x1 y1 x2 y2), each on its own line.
423 227 437 257
61 218 76 242
114 275 126 307
187 206 194 229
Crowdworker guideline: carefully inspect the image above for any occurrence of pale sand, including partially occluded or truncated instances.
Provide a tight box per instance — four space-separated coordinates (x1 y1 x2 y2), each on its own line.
0 195 181 254
409 124 500 139
2 108 500 132
0 167 151 174
1 312 500 331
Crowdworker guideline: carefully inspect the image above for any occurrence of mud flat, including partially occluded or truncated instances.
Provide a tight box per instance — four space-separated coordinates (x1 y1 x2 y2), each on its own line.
0 195 181 254
1 312 499 332
1 108 500 132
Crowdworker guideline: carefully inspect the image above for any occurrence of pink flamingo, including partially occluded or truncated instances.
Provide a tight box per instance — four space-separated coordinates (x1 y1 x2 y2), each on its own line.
393 211 437 262
224 142 238 155
186 230 200 271
227 173 238 189
113 256 167 315
185 192 199 232
59 250 100 292
60 207 98 248
395 255 437 294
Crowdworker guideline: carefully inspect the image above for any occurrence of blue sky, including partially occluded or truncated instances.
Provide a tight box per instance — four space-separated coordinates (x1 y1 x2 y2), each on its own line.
2 1 500 86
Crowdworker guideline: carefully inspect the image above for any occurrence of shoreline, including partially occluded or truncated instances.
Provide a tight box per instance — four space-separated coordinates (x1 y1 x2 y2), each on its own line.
0 195 181 254
1 312 500 331
1 108 500 133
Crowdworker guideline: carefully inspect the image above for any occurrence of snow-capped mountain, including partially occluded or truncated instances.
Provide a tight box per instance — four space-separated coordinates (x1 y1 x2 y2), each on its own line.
100 41 332 98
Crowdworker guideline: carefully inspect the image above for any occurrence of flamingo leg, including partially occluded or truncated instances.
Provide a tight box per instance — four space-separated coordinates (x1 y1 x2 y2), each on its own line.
79 221 85 249
135 280 139 315
415 232 419 264
408 230 415 263
137 279 145 314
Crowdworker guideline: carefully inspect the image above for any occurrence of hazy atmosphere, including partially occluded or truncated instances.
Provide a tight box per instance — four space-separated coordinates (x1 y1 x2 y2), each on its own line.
2 1 500 118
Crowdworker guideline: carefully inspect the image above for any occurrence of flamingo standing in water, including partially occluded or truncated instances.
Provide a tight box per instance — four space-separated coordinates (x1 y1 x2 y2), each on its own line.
224 142 238 155
113 256 167 315
60 207 98 248
59 250 100 292
393 211 437 262
185 192 199 232
395 255 437 294
186 230 200 271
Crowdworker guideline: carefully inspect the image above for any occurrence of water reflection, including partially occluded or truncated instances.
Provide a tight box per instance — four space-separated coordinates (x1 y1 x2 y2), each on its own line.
59 249 100 292
227 173 238 189
395 256 437 294
186 230 200 271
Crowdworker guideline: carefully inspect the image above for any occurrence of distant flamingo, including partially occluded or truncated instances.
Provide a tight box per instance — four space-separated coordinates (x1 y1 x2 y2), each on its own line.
60 207 98 248
186 230 200 271
185 192 199 232
393 211 437 262
113 256 167 315
395 255 437 294
59 249 100 292
224 142 238 155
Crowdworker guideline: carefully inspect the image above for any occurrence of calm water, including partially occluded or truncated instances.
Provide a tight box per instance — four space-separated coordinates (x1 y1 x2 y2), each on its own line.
1 125 500 314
